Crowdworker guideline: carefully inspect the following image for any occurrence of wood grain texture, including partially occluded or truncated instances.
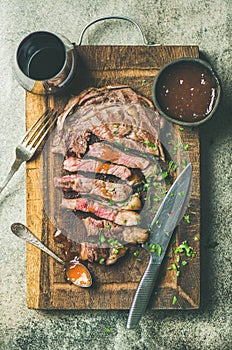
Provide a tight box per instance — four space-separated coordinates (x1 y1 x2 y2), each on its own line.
26 45 200 309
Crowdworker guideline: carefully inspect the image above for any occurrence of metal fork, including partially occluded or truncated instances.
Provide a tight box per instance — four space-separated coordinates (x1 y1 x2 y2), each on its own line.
0 109 58 194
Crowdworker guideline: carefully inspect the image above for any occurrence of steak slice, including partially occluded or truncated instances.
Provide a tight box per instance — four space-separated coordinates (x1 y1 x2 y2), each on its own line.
82 217 148 244
53 100 165 160
61 197 141 226
87 142 150 170
79 242 128 265
63 156 132 180
54 174 132 202
92 124 164 159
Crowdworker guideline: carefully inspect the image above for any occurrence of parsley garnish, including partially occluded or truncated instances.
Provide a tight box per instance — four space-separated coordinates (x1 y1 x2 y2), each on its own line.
184 214 191 224
172 296 177 305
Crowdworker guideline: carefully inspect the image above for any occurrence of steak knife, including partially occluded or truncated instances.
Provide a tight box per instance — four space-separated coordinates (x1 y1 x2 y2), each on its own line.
127 163 192 329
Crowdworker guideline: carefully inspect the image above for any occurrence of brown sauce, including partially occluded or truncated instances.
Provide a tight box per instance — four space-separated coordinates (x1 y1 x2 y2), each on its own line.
156 61 218 122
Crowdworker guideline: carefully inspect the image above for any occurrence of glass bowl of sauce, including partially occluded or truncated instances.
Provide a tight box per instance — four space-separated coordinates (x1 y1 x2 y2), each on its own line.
152 58 221 126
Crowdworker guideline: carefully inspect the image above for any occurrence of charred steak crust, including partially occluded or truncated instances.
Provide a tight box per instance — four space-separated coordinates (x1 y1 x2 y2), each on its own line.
52 85 166 265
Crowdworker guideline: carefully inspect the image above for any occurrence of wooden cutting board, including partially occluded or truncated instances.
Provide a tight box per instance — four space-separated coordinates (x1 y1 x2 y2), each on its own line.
26 45 200 309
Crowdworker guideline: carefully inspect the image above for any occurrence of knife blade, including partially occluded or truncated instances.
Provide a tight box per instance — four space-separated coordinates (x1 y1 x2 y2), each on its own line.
127 163 192 329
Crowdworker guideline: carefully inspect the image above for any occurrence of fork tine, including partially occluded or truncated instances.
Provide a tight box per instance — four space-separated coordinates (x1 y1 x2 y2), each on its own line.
25 111 55 147
29 112 58 150
22 109 54 144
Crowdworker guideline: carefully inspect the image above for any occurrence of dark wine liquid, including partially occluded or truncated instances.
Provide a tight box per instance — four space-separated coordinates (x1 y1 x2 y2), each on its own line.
28 47 65 80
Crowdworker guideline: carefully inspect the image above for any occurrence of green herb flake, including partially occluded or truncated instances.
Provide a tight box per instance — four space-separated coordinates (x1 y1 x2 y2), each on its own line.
183 143 189 151
99 230 106 244
143 183 149 190
168 160 174 171
99 258 105 264
133 250 140 257
184 214 191 224
144 140 158 151
178 191 185 196
104 327 111 333
113 249 119 255
171 263 177 270
149 243 156 253
173 163 179 171
194 236 200 242
176 270 180 277
141 79 147 84
106 224 111 229
113 130 119 135
172 296 177 305
109 186 115 191
170 192 174 197
179 127 184 131
181 260 188 266
162 171 168 179
157 244 162 257
155 220 159 225
182 159 187 167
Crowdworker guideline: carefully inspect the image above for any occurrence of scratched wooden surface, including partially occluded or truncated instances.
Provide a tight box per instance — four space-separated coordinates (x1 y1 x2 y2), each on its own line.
26 45 200 309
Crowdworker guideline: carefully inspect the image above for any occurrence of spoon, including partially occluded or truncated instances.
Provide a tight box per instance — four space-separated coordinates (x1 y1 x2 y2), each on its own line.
11 223 92 288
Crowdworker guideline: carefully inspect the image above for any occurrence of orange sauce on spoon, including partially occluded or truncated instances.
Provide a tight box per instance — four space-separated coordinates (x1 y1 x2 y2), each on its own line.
65 261 92 287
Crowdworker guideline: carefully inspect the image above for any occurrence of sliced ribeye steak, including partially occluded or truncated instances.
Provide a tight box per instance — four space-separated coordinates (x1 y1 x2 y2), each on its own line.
52 85 168 265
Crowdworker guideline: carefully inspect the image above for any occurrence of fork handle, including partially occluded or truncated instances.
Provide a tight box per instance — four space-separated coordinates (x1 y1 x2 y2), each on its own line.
0 157 24 194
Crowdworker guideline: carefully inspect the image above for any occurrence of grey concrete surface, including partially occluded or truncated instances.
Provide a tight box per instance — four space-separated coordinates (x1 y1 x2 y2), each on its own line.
0 1 231 349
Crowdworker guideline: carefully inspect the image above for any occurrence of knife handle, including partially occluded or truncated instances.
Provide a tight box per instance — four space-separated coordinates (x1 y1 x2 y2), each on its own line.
127 256 160 329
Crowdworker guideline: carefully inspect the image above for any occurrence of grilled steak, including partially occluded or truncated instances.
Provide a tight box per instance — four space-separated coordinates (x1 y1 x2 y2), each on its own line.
51 85 167 265
63 156 132 180
82 217 148 244
54 174 132 202
61 197 141 226
92 124 164 158
52 87 164 161
87 142 150 170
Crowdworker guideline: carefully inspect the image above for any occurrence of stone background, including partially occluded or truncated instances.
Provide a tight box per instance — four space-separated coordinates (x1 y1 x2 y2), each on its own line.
0 1 231 349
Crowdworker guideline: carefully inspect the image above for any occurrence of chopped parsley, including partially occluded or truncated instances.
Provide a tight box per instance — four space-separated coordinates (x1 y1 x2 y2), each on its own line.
172 296 177 305
144 140 158 151
133 249 140 257
99 258 105 264
167 240 196 277
184 214 191 224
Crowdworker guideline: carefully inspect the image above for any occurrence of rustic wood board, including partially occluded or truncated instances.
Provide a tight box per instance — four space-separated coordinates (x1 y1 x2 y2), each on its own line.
26 45 200 309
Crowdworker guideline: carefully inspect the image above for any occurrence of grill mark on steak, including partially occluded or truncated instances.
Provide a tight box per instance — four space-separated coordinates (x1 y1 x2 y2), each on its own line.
63 155 143 186
87 142 150 170
63 156 131 179
91 124 164 159
55 85 154 134
62 192 142 211
53 102 165 161
54 174 132 202
61 197 141 226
